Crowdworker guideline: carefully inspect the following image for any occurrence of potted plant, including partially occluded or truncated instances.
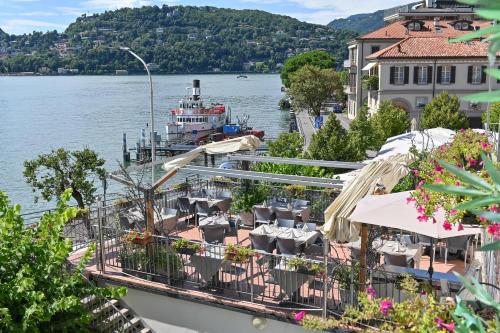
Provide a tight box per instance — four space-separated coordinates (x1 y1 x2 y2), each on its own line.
288 257 326 276
123 230 152 245
223 244 255 264
153 247 184 281
230 184 270 226
119 245 148 276
172 239 202 255
335 262 359 307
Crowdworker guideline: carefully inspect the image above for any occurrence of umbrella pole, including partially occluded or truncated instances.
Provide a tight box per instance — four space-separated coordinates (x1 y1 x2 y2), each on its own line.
359 223 368 292
428 238 434 281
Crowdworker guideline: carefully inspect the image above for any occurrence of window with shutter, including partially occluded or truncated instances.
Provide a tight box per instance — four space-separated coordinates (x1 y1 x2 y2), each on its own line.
467 66 473 84
404 67 409 84
416 66 428 85
472 66 482 84
481 66 487 84
450 66 456 84
437 66 442 84
390 67 395 85
427 66 433 84
392 66 405 85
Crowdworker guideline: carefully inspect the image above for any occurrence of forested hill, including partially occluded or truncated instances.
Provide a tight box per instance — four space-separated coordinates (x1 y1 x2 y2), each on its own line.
0 5 357 74
328 10 385 34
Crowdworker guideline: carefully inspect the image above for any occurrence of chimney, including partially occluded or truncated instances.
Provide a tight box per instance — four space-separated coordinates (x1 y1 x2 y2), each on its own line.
192 79 201 100
397 44 402 52
385 30 388 36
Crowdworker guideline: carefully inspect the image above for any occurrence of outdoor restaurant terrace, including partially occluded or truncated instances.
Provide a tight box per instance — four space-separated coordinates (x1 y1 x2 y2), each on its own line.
62 134 498 330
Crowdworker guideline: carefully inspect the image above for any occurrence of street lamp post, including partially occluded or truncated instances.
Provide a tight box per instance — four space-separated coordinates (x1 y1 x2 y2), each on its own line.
120 47 156 184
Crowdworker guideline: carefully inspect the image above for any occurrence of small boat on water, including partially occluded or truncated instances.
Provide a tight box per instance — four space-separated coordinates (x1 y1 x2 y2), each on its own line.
236 74 248 79
165 79 229 141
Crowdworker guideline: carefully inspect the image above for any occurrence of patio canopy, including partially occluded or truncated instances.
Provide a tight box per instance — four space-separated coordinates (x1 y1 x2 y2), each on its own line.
349 191 483 239
161 135 261 180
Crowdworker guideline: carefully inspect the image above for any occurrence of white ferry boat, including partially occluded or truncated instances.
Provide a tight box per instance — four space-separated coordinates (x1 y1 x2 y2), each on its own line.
165 80 229 141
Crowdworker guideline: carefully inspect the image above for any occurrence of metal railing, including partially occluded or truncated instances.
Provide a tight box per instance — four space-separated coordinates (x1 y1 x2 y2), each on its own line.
96 224 465 314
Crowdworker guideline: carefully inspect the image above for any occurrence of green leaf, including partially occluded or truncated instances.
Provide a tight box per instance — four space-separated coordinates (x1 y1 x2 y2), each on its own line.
450 24 500 42
423 184 488 197
479 240 500 252
484 68 500 81
455 196 500 210
437 160 495 191
475 9 500 20
462 90 500 103
481 153 500 186
474 210 500 222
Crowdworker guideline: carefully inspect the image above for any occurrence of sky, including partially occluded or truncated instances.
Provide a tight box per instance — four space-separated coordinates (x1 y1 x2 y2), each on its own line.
0 0 410 35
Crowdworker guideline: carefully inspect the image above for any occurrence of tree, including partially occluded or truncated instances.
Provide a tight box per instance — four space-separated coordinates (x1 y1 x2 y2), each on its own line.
308 115 352 161
253 132 328 177
267 131 303 158
346 106 373 161
280 50 336 88
23 148 106 209
371 101 410 150
288 64 343 117
481 102 500 126
421 92 469 130
0 190 126 332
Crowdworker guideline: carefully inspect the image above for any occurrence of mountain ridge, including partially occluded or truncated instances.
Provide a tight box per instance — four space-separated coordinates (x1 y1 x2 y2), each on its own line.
0 5 357 74
328 10 385 34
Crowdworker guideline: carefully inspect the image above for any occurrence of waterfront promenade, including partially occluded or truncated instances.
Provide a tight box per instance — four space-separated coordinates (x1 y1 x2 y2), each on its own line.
296 111 351 150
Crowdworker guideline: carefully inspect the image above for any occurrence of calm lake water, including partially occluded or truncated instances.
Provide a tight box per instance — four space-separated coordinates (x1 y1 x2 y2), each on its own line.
0 74 287 213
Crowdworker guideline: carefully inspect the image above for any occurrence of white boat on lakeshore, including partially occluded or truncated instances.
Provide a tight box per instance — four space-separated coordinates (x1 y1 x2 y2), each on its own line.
165 79 229 141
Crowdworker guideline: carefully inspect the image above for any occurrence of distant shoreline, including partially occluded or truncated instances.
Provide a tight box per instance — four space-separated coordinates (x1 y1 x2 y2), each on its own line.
0 72 279 77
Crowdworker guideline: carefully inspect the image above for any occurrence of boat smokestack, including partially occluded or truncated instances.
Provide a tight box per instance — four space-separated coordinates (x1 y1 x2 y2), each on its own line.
192 79 201 100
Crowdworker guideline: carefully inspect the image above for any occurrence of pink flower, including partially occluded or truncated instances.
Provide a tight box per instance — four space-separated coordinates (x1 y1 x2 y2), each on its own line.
450 209 458 215
412 169 420 177
294 310 306 322
379 300 393 316
417 180 425 189
468 159 477 167
443 221 452 231
480 216 488 223
417 215 428 222
406 197 416 204
460 128 465 133
455 181 461 186
434 163 443 173
458 223 464 231
456 163 464 168
417 206 426 214
434 318 455 332
367 287 377 298
481 142 491 150
487 223 500 240
435 177 443 184
490 205 499 213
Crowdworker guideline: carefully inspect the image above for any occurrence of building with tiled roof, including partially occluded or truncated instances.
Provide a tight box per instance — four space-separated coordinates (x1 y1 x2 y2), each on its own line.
344 2 497 128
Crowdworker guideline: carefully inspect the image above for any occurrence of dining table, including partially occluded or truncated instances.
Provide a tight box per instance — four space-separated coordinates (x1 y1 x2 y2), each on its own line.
186 196 231 211
253 203 310 219
250 225 320 248
198 215 231 233
346 238 418 261
190 246 224 284
270 257 316 299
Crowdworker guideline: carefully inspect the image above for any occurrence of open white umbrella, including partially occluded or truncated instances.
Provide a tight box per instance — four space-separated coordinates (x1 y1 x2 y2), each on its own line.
349 191 482 239
349 190 482 279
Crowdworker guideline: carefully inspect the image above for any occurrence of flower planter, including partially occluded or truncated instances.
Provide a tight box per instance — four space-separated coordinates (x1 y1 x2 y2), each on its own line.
131 235 152 245
176 247 197 256
297 267 317 276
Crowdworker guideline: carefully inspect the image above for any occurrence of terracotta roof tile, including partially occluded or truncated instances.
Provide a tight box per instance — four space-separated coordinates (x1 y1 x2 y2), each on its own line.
366 37 491 59
360 20 492 39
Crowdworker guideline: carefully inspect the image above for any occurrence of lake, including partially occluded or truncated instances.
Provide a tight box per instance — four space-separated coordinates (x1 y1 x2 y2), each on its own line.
0 74 287 213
